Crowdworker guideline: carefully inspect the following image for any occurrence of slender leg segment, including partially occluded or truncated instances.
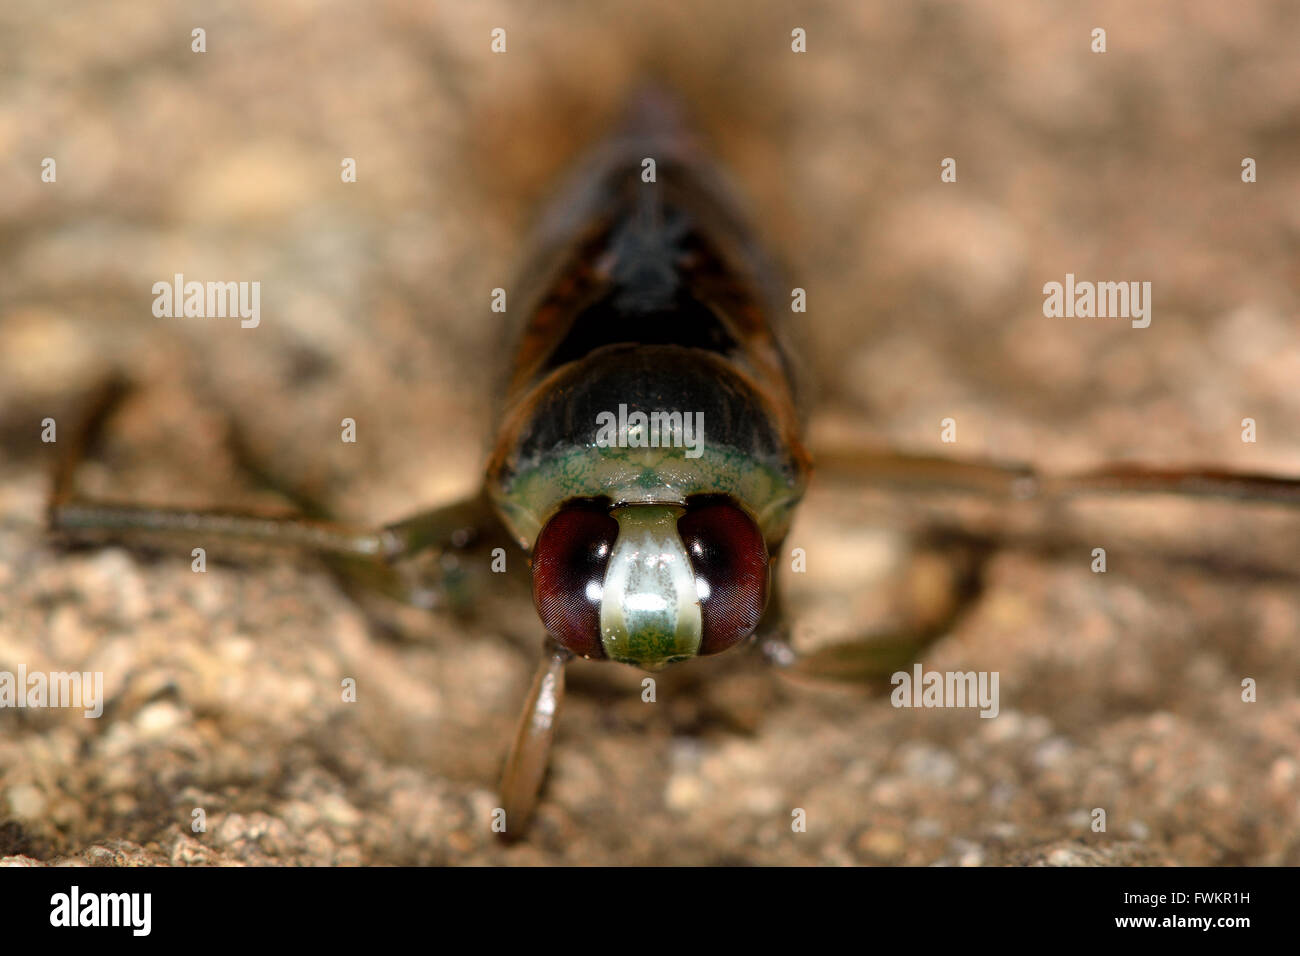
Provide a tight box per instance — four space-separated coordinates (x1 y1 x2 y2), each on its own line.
814 447 1300 507
51 501 394 557
498 637 572 840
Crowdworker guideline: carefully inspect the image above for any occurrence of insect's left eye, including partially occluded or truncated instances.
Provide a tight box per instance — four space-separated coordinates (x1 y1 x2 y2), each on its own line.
677 500 770 655
531 504 619 659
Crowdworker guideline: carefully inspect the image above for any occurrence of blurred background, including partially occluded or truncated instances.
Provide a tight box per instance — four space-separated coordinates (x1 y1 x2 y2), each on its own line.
1 0 1298 864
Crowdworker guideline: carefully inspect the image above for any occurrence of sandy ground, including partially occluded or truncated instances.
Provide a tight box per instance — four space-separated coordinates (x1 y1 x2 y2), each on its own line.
2 0 1299 865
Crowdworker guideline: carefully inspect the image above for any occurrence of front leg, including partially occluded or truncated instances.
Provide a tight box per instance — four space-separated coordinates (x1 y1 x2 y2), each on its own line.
498 636 572 840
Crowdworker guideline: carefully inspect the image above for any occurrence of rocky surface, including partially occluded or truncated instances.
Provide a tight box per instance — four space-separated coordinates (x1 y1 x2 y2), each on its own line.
2 0 1299 865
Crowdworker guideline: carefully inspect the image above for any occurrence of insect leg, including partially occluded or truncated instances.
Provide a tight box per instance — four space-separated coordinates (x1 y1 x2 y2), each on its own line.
785 448 1300 684
52 492 511 608
498 636 571 840
813 447 1300 507
758 533 991 684
47 379 511 611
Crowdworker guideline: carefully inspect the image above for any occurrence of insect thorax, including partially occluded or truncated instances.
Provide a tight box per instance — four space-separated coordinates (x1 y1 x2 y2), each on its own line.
487 344 806 550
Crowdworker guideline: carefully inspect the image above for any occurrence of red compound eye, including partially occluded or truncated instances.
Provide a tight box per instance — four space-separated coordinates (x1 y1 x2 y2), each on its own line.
677 500 770 656
531 505 619 659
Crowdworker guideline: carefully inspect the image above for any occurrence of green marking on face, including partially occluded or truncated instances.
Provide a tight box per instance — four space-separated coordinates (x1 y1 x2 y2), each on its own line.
597 505 702 669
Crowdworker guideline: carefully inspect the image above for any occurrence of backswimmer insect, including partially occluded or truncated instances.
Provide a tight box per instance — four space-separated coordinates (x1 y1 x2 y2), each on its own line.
46 88 1300 840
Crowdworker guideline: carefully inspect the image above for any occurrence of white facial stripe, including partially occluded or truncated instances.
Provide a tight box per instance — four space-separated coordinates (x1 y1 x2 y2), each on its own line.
599 506 702 666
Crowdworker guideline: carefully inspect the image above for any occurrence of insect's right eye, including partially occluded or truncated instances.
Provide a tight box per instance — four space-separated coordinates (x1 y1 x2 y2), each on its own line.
531 505 620 659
